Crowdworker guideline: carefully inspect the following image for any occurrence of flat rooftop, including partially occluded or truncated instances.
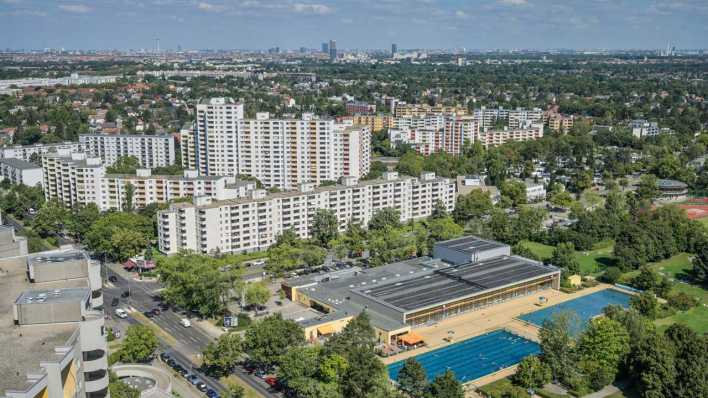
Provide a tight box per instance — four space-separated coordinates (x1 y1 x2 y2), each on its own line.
0 256 86 393
28 250 86 266
0 158 40 170
435 236 507 255
359 255 558 312
16 287 90 306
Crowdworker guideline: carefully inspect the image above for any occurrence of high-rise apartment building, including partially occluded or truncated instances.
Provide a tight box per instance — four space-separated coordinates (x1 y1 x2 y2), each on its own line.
157 171 455 255
41 150 254 210
0 250 109 398
391 43 397 57
390 115 479 155
79 133 176 168
321 42 329 54
182 98 371 190
329 40 337 61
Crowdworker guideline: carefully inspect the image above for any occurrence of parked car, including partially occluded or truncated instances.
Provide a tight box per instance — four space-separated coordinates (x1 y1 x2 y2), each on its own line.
180 318 191 327
159 352 171 362
206 389 220 398
196 381 208 392
111 298 119 307
264 376 278 387
114 308 128 319
152 308 161 315
108 275 118 283
144 310 154 318
120 290 130 298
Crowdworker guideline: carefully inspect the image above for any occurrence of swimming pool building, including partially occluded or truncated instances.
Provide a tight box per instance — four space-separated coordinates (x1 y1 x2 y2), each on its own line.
282 235 561 343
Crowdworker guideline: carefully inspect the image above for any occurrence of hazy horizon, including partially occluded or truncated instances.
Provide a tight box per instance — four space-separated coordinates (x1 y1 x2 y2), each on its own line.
2 1 707 51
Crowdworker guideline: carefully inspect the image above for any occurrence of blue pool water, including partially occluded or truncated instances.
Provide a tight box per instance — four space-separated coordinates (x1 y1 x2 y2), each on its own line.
387 329 540 383
518 289 632 333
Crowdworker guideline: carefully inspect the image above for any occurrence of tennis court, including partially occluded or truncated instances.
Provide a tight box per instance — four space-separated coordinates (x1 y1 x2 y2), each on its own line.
387 329 540 383
518 288 632 333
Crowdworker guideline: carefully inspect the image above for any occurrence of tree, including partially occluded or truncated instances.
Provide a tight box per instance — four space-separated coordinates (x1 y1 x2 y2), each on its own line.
32 200 69 237
158 252 242 317
539 312 578 383
368 207 401 231
550 242 580 278
67 203 100 241
513 355 551 389
576 317 630 390
396 151 424 176
630 291 659 319
636 174 660 201
312 209 339 247
452 189 493 224
430 200 449 219
601 266 622 284
243 313 305 368
84 212 153 261
692 241 708 285
117 325 158 363
109 372 141 398
245 282 271 308
222 381 245 398
549 190 574 209
123 182 135 212
397 358 428 397
106 156 141 174
427 370 463 398
500 180 527 207
631 266 672 298
203 332 243 375
632 330 677 398
664 324 708 398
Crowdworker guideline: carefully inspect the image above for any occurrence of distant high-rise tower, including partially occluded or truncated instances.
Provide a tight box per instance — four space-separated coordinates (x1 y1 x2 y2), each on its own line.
322 42 329 54
329 40 337 62
156 37 160 53
391 43 397 58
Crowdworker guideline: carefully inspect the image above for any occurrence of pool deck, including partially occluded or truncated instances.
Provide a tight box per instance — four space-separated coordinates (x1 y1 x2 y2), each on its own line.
381 284 612 369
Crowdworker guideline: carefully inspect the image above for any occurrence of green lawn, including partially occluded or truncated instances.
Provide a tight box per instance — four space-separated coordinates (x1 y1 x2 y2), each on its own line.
644 253 708 334
519 240 616 275
477 378 531 398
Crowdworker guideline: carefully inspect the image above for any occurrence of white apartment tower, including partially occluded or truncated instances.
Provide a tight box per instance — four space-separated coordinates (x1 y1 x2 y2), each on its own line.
182 98 371 189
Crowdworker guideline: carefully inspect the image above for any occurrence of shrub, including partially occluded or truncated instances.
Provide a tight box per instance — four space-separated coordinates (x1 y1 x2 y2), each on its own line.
601 267 622 284
667 292 699 311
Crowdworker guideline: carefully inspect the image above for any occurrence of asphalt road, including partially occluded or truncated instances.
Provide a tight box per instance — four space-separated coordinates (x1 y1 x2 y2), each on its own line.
103 267 278 398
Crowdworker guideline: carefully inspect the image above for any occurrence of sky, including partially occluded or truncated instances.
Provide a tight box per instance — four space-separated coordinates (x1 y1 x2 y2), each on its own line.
1 0 707 51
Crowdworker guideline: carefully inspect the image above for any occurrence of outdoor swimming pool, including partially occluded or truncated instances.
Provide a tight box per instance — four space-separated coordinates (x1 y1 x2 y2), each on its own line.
517 288 632 332
387 329 540 383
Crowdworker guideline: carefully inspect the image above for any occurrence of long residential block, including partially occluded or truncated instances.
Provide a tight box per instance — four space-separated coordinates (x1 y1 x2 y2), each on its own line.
79 133 176 168
0 158 42 187
181 98 371 189
157 171 456 255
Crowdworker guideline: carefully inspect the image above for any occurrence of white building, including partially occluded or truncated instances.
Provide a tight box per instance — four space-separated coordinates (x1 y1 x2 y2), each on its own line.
0 73 117 90
41 151 253 211
0 158 43 187
157 171 456 255
508 108 544 129
100 169 256 211
390 115 479 155
524 180 546 202
0 250 108 398
79 133 176 168
0 142 82 162
631 119 661 138
476 123 544 148
181 98 371 189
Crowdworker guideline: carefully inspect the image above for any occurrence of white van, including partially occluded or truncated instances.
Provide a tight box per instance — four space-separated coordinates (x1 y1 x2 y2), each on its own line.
180 318 191 327
114 308 128 319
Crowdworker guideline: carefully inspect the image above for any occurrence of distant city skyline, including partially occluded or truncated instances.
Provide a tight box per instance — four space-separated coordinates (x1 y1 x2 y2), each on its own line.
1 0 707 50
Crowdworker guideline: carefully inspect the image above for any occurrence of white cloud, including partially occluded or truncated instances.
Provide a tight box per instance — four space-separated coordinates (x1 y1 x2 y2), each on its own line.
291 3 332 15
197 2 226 12
58 4 92 13
499 0 528 5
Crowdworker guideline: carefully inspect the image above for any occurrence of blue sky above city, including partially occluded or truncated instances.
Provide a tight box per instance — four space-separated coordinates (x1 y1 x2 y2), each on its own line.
1 0 707 50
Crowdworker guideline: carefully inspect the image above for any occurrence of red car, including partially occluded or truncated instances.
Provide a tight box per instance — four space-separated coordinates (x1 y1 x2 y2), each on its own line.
264 376 277 387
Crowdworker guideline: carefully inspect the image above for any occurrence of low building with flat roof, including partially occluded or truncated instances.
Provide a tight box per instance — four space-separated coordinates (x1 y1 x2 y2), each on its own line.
0 158 42 187
656 179 688 202
0 250 108 398
282 235 560 344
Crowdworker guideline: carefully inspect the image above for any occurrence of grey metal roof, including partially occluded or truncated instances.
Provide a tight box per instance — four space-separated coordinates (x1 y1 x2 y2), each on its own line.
28 250 87 266
435 235 507 255
359 256 559 312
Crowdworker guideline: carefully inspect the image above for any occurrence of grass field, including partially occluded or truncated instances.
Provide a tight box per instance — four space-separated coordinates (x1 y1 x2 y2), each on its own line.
519 240 615 275
648 253 708 334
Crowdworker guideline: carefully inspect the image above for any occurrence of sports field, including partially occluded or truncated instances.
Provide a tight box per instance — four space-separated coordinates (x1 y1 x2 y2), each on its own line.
387 329 540 384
